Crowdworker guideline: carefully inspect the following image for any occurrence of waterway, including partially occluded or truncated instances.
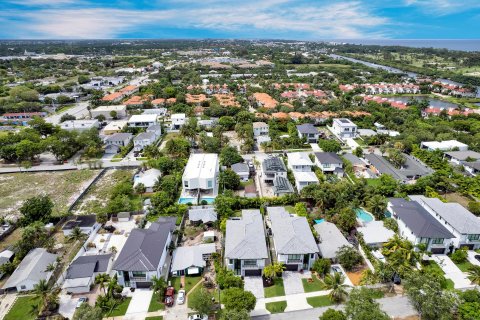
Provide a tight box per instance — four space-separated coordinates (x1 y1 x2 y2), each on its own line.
387 95 459 109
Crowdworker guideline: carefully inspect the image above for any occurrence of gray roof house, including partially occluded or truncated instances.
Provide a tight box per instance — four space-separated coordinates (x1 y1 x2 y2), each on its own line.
188 206 217 224
262 157 287 183
314 222 352 260
0 250 14 279
314 152 343 175
365 153 433 183
388 198 454 254
272 176 295 196
463 161 480 176
3 248 58 292
231 163 250 181
225 209 268 276
297 124 320 143
133 168 161 193
113 217 176 288
409 195 480 250
170 243 216 276
105 132 133 154
267 207 319 271
63 254 112 293
444 150 480 165
62 214 100 237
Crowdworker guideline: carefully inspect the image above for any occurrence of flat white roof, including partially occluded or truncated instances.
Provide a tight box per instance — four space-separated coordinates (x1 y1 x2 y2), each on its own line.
93 105 126 112
357 221 395 245
128 114 158 123
183 153 219 180
293 171 319 183
171 113 186 119
287 152 314 166
104 120 128 130
421 140 468 150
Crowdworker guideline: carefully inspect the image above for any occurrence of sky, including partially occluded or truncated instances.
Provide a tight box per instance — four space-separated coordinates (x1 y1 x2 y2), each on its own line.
0 0 479 40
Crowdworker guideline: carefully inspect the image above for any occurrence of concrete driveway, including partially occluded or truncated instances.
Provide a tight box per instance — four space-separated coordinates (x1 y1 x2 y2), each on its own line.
245 276 265 299
468 250 480 266
283 271 309 295
431 255 474 289
124 289 153 317
59 294 77 319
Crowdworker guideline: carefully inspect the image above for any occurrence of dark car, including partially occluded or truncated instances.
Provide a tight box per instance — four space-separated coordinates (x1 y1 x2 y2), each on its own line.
165 287 175 307
475 255 480 263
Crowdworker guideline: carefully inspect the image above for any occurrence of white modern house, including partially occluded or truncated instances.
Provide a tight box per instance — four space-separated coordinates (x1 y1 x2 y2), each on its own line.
133 169 162 193
171 113 187 130
420 140 469 151
388 198 454 254
253 122 269 137
182 153 219 198
113 217 176 288
91 105 127 119
127 114 158 128
331 118 357 139
287 152 319 192
60 119 99 132
267 207 319 271
225 210 268 276
357 221 395 248
409 195 480 250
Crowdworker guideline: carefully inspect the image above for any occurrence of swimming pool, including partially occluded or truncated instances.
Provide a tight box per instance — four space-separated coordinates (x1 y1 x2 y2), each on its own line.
355 208 374 223
178 197 197 205
314 219 325 224
199 197 215 204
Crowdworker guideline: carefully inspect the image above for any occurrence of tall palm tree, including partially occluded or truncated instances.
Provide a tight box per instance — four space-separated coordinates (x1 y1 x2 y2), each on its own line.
324 273 349 303
366 195 387 220
467 265 480 286
33 279 50 315
68 227 86 243
151 276 167 300
382 235 419 275
95 273 111 294
44 263 56 273
106 274 121 299
263 262 286 282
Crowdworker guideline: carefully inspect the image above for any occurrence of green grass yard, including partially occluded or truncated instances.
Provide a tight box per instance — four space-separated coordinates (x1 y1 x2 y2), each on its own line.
4 296 40 320
169 276 202 294
104 297 132 317
148 292 165 312
264 278 286 298
306 295 333 308
145 317 164 320
366 178 382 187
265 301 287 314
453 260 474 272
302 275 326 293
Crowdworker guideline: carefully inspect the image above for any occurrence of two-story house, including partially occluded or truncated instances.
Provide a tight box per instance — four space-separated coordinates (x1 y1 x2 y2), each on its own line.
127 114 158 128
182 153 219 198
297 124 320 143
409 195 480 250
225 210 268 276
113 217 176 288
314 152 343 176
253 122 269 138
388 198 454 254
171 113 187 130
331 118 357 139
287 152 319 192
104 133 133 154
267 207 318 271
262 157 294 196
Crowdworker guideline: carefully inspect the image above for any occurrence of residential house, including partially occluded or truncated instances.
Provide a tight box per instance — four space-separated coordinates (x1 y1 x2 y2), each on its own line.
409 195 480 250
357 221 395 248
253 122 269 138
262 157 287 183
198 118 218 130
182 153 219 198
134 132 157 152
444 150 480 165
272 176 295 196
297 124 320 143
342 153 369 177
314 221 352 260
287 152 319 192
133 169 161 193
63 254 112 293
387 198 454 254
188 206 218 225
231 162 250 181
60 119 99 132
292 171 319 192
267 207 318 271
224 210 268 276
1 112 47 125
170 244 216 276
127 114 158 128
113 217 176 288
3 248 58 292
331 118 357 139
420 140 469 152
91 105 127 119
143 108 167 117
103 120 128 135
171 113 187 130
364 153 433 183
463 161 480 176
62 215 100 237
0 250 14 279
104 133 133 154
314 152 343 175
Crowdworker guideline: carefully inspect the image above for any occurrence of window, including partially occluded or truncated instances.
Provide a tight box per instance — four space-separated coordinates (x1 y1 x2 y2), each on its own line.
243 260 257 266
184 181 189 188
229 259 234 264
419 237 429 243
432 238 444 244
132 271 146 278
468 234 480 241
20 285 26 290
208 180 213 188
288 254 302 262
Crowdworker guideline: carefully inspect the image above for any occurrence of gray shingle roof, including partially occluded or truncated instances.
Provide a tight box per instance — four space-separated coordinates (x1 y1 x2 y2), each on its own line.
314 152 342 164
231 163 249 174
268 207 318 254
444 150 480 161
66 254 112 279
3 248 57 289
342 153 365 166
409 195 480 235
171 244 216 272
297 123 318 134
134 132 156 141
188 206 217 223
365 153 432 181
314 222 352 259
105 132 133 142
113 218 176 272
225 210 268 260
389 198 454 238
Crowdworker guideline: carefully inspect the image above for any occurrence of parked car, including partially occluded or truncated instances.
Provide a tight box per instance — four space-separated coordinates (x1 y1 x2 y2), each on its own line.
76 297 88 308
177 289 185 305
165 286 175 307
475 255 480 263
188 314 208 320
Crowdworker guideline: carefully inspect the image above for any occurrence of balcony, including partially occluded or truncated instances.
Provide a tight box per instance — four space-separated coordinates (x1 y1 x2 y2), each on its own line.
131 276 148 282
242 264 259 269
287 259 302 264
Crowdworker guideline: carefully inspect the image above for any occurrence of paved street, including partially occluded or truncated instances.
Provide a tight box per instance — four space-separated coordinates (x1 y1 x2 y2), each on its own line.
45 101 90 124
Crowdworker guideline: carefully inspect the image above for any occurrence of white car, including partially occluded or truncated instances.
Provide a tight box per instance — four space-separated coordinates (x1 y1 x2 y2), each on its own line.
188 314 208 320
177 289 186 305
76 297 88 308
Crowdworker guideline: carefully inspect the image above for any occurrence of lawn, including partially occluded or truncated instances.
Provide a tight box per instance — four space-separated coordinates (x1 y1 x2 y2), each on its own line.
422 260 445 274
446 279 455 290
306 295 333 308
366 178 381 187
146 317 163 320
264 278 286 298
148 292 165 312
302 275 327 293
169 276 202 293
104 297 132 317
454 260 474 272
265 301 287 314
0 169 97 216
4 295 41 320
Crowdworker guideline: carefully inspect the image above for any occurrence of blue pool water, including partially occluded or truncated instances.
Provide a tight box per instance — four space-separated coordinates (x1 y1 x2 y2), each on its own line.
384 211 391 218
200 197 215 204
178 198 197 205
355 208 374 223
314 219 325 224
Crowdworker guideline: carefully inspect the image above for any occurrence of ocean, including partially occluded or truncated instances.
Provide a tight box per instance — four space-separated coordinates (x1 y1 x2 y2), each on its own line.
326 39 480 52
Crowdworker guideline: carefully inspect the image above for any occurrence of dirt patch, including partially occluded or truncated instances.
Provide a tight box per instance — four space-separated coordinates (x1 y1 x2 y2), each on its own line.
346 265 368 286
444 192 472 209
0 228 22 251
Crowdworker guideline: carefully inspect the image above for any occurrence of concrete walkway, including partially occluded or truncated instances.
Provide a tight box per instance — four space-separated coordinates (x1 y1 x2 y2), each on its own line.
431 255 474 289
124 289 153 319
0 293 18 320
467 250 480 266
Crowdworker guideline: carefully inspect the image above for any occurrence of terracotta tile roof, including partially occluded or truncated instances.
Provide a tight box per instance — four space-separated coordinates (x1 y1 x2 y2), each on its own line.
252 93 278 109
271 112 289 120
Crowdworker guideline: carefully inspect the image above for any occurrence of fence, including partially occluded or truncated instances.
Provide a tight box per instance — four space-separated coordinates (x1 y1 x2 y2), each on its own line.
67 168 106 212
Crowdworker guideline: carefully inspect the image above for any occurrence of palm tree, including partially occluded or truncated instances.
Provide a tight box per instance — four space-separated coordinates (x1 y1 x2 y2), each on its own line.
366 195 387 220
44 263 56 273
382 235 419 275
95 273 111 294
324 273 349 303
106 274 121 299
151 276 167 300
263 262 286 284
467 265 480 286
134 182 146 198
68 227 86 243
33 279 50 315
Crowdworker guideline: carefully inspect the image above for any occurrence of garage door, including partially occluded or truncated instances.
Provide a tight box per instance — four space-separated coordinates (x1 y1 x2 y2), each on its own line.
135 281 152 288
460 244 474 250
431 248 446 254
244 269 262 276
285 264 299 271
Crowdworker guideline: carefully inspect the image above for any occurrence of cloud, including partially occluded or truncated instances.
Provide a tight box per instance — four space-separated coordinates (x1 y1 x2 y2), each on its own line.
2 0 390 39
404 0 480 15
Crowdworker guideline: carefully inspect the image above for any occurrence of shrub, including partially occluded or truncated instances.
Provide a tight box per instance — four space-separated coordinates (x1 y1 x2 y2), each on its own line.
451 247 468 264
